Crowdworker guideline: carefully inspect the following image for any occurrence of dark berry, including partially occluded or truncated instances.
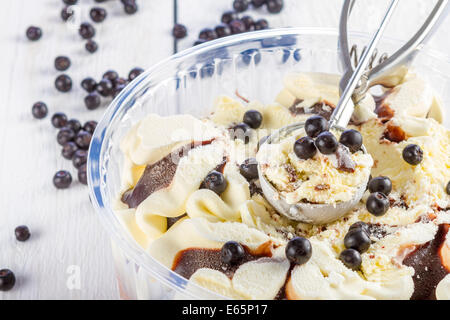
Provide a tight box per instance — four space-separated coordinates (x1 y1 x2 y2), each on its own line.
229 20 246 34
103 70 119 83
26 26 42 41
85 40 98 53
85 93 101 110
366 192 389 217
75 130 92 149
73 150 88 169
63 0 77 4
114 77 128 86
78 164 88 185
61 6 73 22
294 136 317 160
193 39 206 46
368 176 392 196
57 128 76 146
285 237 312 265
215 24 231 38
221 241 245 265
305 115 327 138
199 28 217 41
254 19 269 30
51 113 68 128
402 144 423 165
344 229 371 253
81 77 97 93
15 226 31 242
339 249 361 270
32 102 48 119
221 11 238 24
0 269 16 291
251 0 266 8
446 181 450 195
230 123 252 144
239 158 258 180
266 0 284 13
53 170 72 189
129 67 144 81
241 16 255 31
96 79 114 97
90 7 107 23
83 121 97 134
79 22 95 39
348 221 370 235
113 84 126 97
315 131 338 155
233 0 249 13
203 171 228 195
172 24 187 39
62 142 79 160
67 119 84 134
340 129 363 153
124 2 138 14
55 74 72 92
54 56 71 71
243 110 263 129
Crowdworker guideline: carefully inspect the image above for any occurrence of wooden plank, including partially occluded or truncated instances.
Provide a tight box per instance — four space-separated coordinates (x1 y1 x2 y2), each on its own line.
0 0 174 300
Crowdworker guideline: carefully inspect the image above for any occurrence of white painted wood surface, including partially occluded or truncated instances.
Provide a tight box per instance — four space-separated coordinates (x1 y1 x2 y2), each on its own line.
0 0 448 300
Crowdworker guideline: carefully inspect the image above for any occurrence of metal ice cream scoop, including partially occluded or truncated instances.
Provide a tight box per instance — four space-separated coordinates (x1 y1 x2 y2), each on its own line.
257 0 448 224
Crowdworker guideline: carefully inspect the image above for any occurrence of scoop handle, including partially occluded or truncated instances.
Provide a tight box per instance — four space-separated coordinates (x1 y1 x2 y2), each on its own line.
331 0 399 129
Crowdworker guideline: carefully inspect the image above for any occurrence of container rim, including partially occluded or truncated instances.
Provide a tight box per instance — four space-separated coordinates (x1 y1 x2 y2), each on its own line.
87 27 450 299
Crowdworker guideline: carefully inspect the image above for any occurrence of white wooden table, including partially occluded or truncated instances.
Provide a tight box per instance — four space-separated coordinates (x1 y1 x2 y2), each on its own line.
0 0 448 300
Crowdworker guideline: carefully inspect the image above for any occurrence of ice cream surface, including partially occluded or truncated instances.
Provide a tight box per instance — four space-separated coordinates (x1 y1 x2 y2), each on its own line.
115 71 449 300
257 128 373 205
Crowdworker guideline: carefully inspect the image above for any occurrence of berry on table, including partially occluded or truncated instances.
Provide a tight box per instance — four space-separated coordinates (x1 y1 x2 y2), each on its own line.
53 170 72 189
73 150 88 169
129 67 144 81
32 102 48 119
78 164 88 185
55 74 72 93
85 40 98 53
0 269 16 291
54 56 71 71
266 0 284 13
26 26 42 41
90 7 107 23
51 113 68 129
62 142 79 160
233 0 249 13
79 22 96 39
172 24 187 39
81 78 97 93
15 226 31 242
57 128 76 146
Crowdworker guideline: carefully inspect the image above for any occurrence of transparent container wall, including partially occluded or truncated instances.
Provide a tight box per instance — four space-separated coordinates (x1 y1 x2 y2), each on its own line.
90 30 450 300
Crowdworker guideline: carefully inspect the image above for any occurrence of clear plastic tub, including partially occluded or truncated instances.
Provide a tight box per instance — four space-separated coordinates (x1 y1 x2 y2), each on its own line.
87 28 450 300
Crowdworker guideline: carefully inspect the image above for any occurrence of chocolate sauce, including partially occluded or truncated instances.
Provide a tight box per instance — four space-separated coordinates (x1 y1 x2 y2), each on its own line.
289 101 335 120
167 213 187 229
123 140 214 208
382 123 407 143
403 224 449 300
249 180 263 196
336 145 356 173
172 243 272 280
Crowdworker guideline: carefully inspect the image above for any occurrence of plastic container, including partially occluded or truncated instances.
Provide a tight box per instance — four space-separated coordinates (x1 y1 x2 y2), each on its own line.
87 28 450 300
